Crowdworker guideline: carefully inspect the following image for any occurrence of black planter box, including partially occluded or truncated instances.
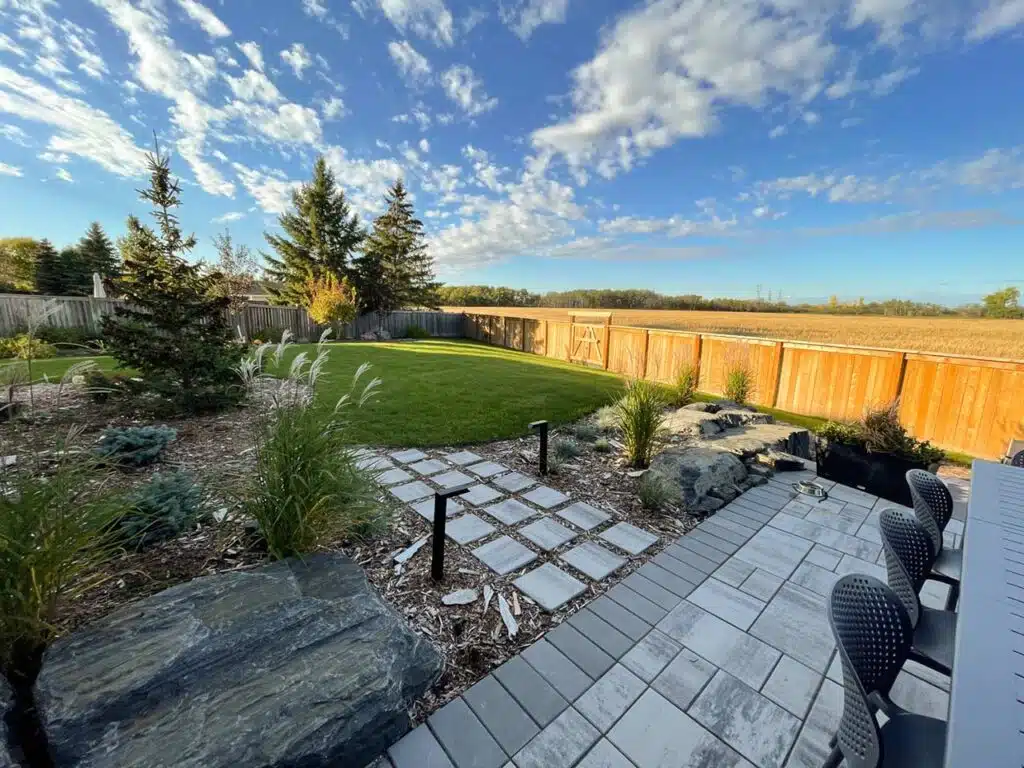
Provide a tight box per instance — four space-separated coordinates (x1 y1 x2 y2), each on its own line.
815 439 930 507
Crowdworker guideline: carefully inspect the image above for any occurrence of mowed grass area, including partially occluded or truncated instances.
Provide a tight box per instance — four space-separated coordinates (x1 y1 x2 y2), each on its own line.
14 340 624 446
449 306 1024 359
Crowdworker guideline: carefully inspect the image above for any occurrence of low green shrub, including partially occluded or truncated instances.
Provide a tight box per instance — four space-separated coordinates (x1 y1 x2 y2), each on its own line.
120 471 207 549
571 422 600 442
405 324 431 339
595 405 618 432
0 334 57 360
638 472 679 511
553 437 582 461
673 362 699 406
614 378 666 468
35 326 103 347
724 363 753 405
251 326 288 344
96 425 177 466
593 437 612 453
83 370 142 403
818 402 944 464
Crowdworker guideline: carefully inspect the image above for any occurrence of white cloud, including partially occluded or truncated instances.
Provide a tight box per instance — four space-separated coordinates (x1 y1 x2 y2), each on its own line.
847 0 920 43
801 209 1023 236
212 211 246 223
0 33 26 59
281 43 313 79
65 31 108 80
872 66 918 95
599 208 737 237
321 96 347 119
366 0 455 46
969 0 1024 39
802 111 820 125
302 0 329 18
175 0 231 39
532 0 837 178
224 69 282 103
441 65 497 115
840 116 862 127
955 147 1024 191
501 0 570 40
419 138 430 153
0 124 31 147
0 162 22 177
237 41 264 71
769 125 787 139
322 145 406 215
388 40 432 84
39 150 69 162
232 163 301 214
224 101 323 145
56 167 73 182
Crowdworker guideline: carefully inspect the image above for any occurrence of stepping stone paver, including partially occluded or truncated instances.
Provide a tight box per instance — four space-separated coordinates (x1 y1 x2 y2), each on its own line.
390 449 427 464
651 646 717 710
515 563 587 612
445 514 496 544
389 480 435 502
482 498 539 525
605 583 669 625
460 484 503 506
463 675 540 755
357 454 393 471
387 724 454 768
493 471 537 492
546 623 616 679
555 501 611 531
750 583 834 673
520 517 577 551
608 689 748 768
522 485 570 509
521 639 593 701
432 469 474 489
577 739 633 768
493 656 568 727
473 535 538 575
690 670 802 768
412 497 464 521
512 707 600 768
620 630 681 683
560 541 626 581
466 460 509 478
761 655 822 719
445 449 483 466
600 522 658 555
567 610 633 658
410 458 448 475
686 577 766 630
427 697 506 768
575 664 646 732
376 467 413 485
587 595 652 641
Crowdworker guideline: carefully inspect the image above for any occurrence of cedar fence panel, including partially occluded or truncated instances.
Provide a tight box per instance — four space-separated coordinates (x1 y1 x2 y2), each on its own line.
607 326 648 378
697 335 781 407
644 330 701 383
547 321 571 360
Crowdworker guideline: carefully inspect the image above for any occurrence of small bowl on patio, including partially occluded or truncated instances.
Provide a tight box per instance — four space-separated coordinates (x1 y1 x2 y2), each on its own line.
793 480 828 500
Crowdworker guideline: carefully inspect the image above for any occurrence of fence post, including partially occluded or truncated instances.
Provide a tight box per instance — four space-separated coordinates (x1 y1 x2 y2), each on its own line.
520 317 526 352
601 316 611 370
894 352 909 400
638 328 650 379
693 335 703 388
768 341 785 408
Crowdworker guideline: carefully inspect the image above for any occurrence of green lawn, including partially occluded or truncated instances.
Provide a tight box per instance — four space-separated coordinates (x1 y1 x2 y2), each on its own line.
11 340 625 446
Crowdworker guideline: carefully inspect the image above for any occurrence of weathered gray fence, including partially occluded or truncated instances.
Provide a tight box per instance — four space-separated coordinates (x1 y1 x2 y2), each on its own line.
0 294 464 341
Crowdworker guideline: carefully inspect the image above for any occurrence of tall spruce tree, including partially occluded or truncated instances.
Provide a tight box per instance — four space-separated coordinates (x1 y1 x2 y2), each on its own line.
262 155 364 306
78 222 120 286
59 246 94 295
102 145 240 408
34 240 63 295
351 179 439 315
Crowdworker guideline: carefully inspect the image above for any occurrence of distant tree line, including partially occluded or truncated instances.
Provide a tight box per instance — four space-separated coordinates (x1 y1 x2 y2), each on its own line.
0 225 121 296
438 285 1023 319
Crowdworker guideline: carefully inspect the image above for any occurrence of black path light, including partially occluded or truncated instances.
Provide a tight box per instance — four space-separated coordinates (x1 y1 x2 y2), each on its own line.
432 483 472 582
529 420 549 475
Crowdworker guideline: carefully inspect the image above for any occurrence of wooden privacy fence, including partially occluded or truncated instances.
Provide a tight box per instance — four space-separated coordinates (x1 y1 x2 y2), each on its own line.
463 311 1024 461
0 294 464 341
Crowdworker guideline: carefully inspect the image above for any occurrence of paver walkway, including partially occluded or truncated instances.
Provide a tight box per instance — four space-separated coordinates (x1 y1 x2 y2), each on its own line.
373 465 965 768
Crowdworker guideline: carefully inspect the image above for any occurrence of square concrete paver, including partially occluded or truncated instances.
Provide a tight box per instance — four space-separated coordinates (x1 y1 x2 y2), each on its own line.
357 455 394 471
761 655 821 719
482 498 540 525
690 670 801 768
463 675 540 755
576 664 647 732
515 563 587 611
390 449 427 464
467 461 509 478
445 450 483 466
805 544 843 571
513 707 600 768
555 501 611 531
620 630 682 683
750 583 834 673
686 578 766 631
445 514 496 544
387 724 453 768
376 467 413 485
560 541 626 581
389 480 435 502
577 739 633 768
600 522 658 555
427 697 506 768
461 484 503 506
493 471 538 493
410 459 448 476
651 647 717 710
432 469 474 489
739 569 785 602
473 536 538 575
588 596 652 642
520 517 578 551
733 525 812 580
412 498 464 521
608 689 748 768
523 485 571 509
521 639 593 701
493 656 568 727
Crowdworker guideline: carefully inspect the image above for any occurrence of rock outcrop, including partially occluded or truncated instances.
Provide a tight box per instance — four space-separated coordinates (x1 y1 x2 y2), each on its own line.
649 447 749 513
36 553 442 768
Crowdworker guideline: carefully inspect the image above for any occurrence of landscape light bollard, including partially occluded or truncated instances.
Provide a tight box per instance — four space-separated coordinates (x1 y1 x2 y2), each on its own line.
530 420 549 475
432 483 472 582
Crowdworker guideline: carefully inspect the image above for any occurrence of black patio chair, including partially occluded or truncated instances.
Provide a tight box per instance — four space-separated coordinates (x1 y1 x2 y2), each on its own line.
905 469 961 609
824 574 946 768
878 507 956 676
1012 449 1024 467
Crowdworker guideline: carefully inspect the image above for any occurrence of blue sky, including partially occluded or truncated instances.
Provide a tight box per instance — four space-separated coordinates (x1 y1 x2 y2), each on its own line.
0 0 1022 303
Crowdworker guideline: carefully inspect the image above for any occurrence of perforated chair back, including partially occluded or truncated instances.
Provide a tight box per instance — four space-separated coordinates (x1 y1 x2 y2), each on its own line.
879 507 937 627
1012 449 1024 468
906 469 953 553
828 574 915 768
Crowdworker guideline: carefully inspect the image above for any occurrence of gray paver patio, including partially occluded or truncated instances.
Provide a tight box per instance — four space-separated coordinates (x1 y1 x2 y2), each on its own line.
473 535 538 575
381 473 965 768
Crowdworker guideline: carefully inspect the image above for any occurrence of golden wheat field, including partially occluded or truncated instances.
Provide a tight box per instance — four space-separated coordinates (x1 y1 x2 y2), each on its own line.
448 307 1024 360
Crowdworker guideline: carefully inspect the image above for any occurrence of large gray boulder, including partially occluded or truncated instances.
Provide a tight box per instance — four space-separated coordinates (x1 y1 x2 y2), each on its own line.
649 446 748 510
663 408 722 438
1 676 13 768
36 553 442 768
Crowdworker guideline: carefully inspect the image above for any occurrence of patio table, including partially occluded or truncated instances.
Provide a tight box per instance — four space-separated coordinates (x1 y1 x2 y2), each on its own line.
944 459 1024 768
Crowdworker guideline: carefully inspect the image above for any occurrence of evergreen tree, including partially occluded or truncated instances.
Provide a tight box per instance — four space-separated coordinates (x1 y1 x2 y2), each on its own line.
262 155 364 306
0 238 41 292
34 240 63 295
102 145 240 410
351 179 439 315
78 222 120 285
59 246 94 295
